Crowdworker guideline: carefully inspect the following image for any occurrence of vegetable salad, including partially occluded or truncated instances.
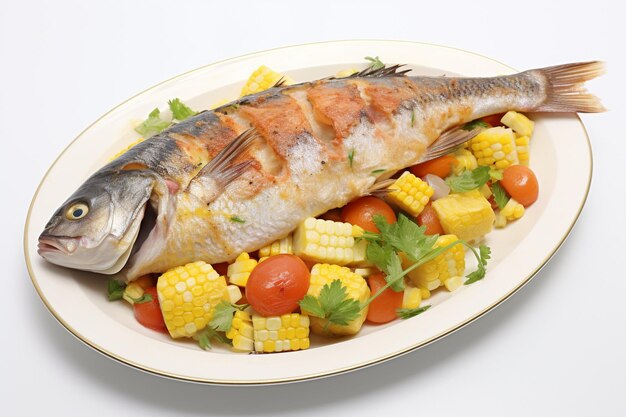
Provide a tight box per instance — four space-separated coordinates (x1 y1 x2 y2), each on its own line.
107 60 539 354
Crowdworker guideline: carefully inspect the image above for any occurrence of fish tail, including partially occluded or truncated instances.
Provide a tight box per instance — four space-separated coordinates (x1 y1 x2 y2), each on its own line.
533 61 606 112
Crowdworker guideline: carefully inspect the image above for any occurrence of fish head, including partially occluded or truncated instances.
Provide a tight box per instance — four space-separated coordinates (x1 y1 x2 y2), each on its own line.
38 169 157 274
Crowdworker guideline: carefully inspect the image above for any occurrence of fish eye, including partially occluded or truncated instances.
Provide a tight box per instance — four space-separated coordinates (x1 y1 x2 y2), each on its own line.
66 203 89 220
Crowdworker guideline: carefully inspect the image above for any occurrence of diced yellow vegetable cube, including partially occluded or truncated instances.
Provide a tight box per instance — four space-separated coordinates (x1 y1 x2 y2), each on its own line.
501 111 534 137
122 282 144 305
432 190 495 241
227 252 258 287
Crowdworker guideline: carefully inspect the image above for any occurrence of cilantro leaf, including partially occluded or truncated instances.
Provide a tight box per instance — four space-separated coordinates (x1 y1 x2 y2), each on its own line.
491 182 510 209
371 169 386 175
365 56 385 70
134 108 171 137
445 166 491 192
168 98 197 121
209 302 237 332
462 119 489 131
397 304 431 319
107 279 126 301
298 280 361 327
230 215 246 223
464 244 491 285
373 214 437 263
196 327 231 351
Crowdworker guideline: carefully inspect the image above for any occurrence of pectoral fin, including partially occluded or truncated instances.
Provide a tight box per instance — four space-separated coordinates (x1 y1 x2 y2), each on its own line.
187 129 259 204
422 126 483 163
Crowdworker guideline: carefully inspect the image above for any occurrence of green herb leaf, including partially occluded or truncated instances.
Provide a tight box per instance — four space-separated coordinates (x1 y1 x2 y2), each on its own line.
411 110 415 128
464 244 491 285
491 182 510 209
230 215 246 223
462 119 489 131
131 293 153 304
196 327 231 350
373 214 438 263
489 167 504 181
209 302 248 332
299 280 361 326
365 56 385 70
348 149 355 168
134 108 171 138
384 252 405 291
445 166 491 192
371 169 386 175
107 279 126 301
168 98 197 121
397 304 431 319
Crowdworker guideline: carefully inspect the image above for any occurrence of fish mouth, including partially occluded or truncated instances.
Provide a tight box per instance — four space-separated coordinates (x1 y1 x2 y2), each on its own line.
37 235 79 256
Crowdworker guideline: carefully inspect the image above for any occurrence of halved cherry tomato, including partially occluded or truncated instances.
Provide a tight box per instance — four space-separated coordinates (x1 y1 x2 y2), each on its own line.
416 203 444 235
409 155 457 179
246 254 310 316
481 113 506 127
134 287 167 333
340 196 396 233
366 273 403 324
501 165 539 207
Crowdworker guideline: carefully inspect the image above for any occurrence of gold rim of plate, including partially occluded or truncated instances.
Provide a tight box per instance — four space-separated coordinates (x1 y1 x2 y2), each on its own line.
23 39 593 385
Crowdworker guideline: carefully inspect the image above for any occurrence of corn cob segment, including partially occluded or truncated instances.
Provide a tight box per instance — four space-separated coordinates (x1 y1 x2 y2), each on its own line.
259 235 293 258
404 234 465 291
227 252 258 287
304 264 370 336
402 287 422 309
293 218 367 266
387 172 434 216
225 310 254 352
501 111 534 137
156 261 228 338
240 65 294 97
515 135 531 166
432 190 495 241
495 198 525 228
252 314 310 353
470 127 519 170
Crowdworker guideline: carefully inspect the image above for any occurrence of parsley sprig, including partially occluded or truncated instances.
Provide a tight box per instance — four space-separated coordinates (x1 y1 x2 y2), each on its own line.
196 301 248 350
445 166 491 192
134 98 197 138
299 280 361 328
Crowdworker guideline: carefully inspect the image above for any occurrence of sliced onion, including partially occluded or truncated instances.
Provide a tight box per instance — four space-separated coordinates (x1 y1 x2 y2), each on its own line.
424 174 450 200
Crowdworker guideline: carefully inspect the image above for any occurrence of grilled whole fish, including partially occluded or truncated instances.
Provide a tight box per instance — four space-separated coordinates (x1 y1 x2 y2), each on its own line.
37 62 605 280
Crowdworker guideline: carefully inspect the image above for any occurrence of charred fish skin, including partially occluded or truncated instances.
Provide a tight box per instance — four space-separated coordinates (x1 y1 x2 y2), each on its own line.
37 62 605 280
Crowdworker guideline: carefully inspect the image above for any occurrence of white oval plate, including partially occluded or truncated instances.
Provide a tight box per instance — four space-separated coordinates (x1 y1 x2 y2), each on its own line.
24 40 592 385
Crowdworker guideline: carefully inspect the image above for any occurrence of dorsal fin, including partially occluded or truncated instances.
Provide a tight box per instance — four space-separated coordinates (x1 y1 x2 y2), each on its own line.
329 64 411 80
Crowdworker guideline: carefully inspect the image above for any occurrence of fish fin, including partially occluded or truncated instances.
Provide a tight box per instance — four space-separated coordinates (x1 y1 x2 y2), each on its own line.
273 76 286 88
188 129 258 203
534 61 606 112
422 126 484 162
366 179 396 198
329 64 411 80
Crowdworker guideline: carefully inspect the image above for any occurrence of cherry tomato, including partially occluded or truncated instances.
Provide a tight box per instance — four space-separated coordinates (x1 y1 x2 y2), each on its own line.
246 254 310 316
366 273 403 324
340 196 396 233
480 113 506 127
409 155 457 179
416 203 444 235
134 287 167 333
501 165 539 207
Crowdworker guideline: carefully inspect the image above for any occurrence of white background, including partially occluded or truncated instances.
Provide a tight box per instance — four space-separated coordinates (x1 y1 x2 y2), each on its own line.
2 0 624 416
